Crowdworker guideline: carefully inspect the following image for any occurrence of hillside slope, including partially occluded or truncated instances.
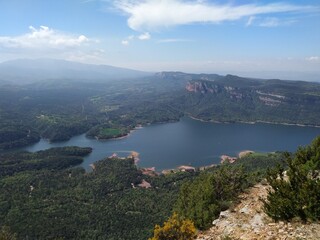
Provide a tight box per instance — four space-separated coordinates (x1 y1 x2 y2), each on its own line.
197 183 320 240
162 73 320 125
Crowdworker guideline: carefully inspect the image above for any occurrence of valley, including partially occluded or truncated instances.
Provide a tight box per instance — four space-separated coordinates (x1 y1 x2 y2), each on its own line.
1 1 320 239
1 60 320 152
0 59 320 240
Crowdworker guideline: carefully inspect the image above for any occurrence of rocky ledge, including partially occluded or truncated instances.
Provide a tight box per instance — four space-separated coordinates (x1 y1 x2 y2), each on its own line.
197 183 320 240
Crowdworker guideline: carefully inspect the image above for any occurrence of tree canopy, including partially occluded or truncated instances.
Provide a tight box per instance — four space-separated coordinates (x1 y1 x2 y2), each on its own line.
263 136 320 222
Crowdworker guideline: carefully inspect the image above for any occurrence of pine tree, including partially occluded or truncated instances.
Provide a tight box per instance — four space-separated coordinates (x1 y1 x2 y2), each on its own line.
263 136 320 222
175 165 248 229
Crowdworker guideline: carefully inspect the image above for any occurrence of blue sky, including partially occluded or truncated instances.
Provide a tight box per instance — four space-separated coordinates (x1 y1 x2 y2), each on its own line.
0 0 319 79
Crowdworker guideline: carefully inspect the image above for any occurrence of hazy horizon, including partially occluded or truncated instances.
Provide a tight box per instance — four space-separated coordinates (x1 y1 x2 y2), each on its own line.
1 57 320 82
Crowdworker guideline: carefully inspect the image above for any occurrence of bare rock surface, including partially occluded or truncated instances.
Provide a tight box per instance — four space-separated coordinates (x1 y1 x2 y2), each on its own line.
197 183 320 240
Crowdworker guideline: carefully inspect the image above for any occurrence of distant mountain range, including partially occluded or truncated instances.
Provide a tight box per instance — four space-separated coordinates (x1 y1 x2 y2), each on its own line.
0 59 151 84
1 58 319 86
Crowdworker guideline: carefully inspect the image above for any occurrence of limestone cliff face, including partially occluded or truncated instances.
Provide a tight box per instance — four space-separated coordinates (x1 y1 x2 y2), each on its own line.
185 81 217 94
196 183 320 240
185 81 245 101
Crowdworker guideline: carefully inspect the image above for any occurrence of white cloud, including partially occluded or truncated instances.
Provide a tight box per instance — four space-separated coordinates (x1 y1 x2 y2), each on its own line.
121 35 135 45
113 0 317 31
121 33 150 46
257 17 296 27
259 17 281 27
246 16 256 27
138 32 151 40
0 26 91 49
306 56 320 62
0 26 106 64
121 39 130 45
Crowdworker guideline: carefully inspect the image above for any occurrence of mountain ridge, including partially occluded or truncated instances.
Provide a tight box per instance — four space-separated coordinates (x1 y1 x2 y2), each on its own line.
0 58 151 84
1 59 319 86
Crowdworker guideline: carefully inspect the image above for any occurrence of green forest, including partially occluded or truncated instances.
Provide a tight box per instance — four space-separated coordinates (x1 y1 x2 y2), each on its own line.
0 147 197 239
0 144 288 239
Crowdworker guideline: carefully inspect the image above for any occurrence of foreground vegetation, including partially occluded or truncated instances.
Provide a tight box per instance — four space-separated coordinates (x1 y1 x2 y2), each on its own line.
0 145 287 239
172 152 286 231
148 137 320 240
149 213 196 240
174 165 249 230
263 136 320 222
0 148 197 239
2 137 319 239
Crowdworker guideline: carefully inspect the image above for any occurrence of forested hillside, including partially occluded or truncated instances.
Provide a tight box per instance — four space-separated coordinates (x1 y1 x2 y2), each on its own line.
168 73 320 125
0 146 286 239
0 147 197 239
1 71 320 150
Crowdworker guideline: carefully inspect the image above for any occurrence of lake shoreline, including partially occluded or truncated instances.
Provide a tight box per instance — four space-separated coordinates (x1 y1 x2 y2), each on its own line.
92 115 320 145
93 115 320 144
14 116 320 152
18 116 320 173
188 115 320 128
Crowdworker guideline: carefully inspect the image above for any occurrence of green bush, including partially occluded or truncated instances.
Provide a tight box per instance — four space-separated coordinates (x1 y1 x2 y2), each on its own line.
174 165 249 229
263 136 320 222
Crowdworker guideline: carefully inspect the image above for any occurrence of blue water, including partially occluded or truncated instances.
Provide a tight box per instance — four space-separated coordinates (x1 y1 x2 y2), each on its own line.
23 117 320 171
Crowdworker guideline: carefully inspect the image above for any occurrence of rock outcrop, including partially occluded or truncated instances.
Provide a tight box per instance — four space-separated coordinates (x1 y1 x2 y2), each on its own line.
186 81 218 94
197 183 320 240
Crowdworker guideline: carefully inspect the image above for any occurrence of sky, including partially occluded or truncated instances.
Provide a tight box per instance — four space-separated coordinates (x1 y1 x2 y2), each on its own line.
0 0 319 79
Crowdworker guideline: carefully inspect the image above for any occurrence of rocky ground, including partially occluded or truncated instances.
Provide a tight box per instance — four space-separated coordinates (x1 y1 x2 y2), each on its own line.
196 183 320 240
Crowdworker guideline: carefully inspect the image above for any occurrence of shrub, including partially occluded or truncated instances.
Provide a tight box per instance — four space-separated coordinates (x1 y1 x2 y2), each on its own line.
149 213 196 240
174 165 249 229
263 136 320 222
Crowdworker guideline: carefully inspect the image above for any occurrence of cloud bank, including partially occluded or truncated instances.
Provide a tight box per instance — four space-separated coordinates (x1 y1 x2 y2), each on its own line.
306 56 320 62
0 26 106 64
113 0 317 31
0 26 90 49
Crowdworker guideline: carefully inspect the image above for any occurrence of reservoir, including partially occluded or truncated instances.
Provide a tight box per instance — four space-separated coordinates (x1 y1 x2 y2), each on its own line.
23 117 320 171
